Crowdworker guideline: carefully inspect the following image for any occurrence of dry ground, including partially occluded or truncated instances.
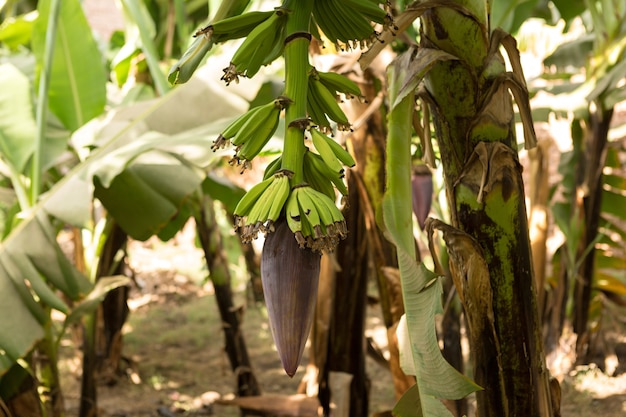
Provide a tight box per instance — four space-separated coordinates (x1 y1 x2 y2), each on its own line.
57 225 626 417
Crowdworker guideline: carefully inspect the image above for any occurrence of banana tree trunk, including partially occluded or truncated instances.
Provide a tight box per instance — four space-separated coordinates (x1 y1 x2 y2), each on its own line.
573 104 613 363
194 197 260 398
318 173 369 417
416 1 554 415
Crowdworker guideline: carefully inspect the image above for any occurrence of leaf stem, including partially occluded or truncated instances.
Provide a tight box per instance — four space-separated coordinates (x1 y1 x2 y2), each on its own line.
32 0 62 206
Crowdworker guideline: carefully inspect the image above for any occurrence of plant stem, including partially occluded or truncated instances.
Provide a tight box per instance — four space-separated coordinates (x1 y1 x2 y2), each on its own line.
32 0 62 206
280 0 313 185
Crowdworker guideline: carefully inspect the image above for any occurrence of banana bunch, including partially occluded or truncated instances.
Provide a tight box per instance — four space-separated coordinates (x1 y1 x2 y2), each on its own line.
212 97 290 172
312 0 389 49
234 170 293 243
221 7 289 85
307 68 359 131
303 128 355 198
286 184 347 253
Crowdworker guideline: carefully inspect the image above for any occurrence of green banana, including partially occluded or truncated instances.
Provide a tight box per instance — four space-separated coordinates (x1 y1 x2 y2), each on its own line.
345 0 387 25
266 173 291 231
310 128 348 173
307 79 332 130
309 76 350 129
314 0 351 46
286 188 305 247
317 70 363 99
303 150 336 200
333 0 377 42
245 178 278 226
213 105 264 150
311 188 346 227
308 188 334 230
230 101 277 147
305 151 349 196
198 11 275 42
297 186 323 238
313 0 380 46
234 176 275 219
313 128 356 167
223 9 288 84
236 104 281 162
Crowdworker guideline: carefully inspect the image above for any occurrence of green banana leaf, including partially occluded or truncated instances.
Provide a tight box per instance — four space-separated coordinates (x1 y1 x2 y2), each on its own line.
383 51 480 416
0 11 37 50
0 213 91 376
118 0 170 95
94 150 203 241
31 0 106 132
0 63 36 172
491 0 544 34
0 60 255 377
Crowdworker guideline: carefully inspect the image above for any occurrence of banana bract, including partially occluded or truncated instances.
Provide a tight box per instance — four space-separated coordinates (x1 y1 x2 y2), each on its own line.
261 220 321 377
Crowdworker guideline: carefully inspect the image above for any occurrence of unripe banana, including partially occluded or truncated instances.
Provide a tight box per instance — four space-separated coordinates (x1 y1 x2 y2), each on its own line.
308 189 335 230
236 104 281 162
197 11 275 42
234 176 274 219
261 219 321 377
305 151 349 196
313 0 380 46
245 178 278 226
303 152 336 200
213 105 264 150
317 70 363 99
344 0 387 25
310 129 348 173
296 186 323 239
309 77 350 129
322 133 356 167
223 9 288 84
231 101 278 147
286 189 306 247
266 172 291 231
307 78 332 130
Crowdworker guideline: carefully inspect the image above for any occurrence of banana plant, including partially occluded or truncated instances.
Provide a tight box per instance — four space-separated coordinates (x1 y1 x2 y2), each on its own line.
362 1 555 415
530 0 626 364
172 0 388 377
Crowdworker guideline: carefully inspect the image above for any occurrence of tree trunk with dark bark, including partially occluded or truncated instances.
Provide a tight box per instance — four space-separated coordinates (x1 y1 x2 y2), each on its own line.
195 197 261 399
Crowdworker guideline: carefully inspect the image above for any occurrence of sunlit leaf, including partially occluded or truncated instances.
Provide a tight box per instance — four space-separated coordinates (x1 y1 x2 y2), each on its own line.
32 0 106 131
595 271 626 296
0 11 37 49
0 63 36 172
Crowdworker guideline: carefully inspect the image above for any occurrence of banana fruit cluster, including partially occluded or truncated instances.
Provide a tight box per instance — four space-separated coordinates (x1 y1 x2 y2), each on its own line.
286 184 347 253
212 97 290 172
217 7 289 85
312 0 390 48
307 68 363 131
233 170 292 243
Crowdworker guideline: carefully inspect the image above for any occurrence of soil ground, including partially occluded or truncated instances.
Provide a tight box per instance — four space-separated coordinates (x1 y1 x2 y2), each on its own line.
57 224 626 417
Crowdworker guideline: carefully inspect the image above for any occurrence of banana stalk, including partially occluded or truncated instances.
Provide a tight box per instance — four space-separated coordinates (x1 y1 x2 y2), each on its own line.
280 0 313 184
413 1 553 415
